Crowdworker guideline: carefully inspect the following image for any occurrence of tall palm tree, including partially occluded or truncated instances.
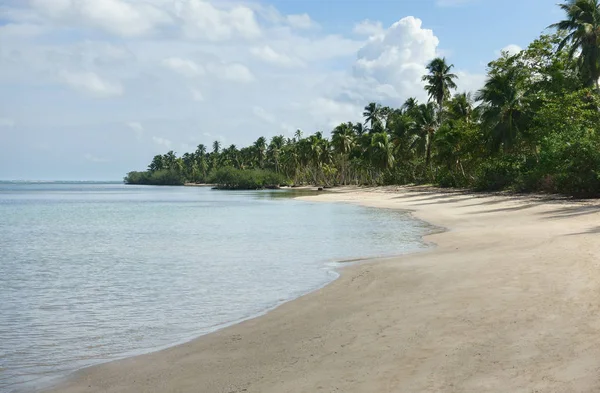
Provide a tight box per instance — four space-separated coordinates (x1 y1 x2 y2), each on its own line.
448 92 475 124
402 97 419 114
411 103 438 167
363 102 382 133
212 140 221 154
268 135 285 172
422 57 458 120
551 0 600 89
369 132 395 171
253 136 267 168
332 123 356 185
475 69 526 152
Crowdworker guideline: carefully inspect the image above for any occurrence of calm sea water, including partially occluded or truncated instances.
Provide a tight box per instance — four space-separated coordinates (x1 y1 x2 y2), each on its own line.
0 183 431 392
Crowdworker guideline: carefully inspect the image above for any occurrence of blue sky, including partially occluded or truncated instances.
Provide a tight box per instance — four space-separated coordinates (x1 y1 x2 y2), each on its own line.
0 0 564 180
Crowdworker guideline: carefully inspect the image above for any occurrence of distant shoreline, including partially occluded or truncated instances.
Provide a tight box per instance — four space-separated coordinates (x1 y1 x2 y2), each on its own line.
44 186 600 393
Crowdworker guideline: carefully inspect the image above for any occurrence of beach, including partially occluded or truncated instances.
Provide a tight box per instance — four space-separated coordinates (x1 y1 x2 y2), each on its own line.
45 186 600 393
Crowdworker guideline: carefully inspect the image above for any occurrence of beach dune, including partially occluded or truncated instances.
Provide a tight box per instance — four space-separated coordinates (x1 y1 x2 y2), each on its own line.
46 187 600 393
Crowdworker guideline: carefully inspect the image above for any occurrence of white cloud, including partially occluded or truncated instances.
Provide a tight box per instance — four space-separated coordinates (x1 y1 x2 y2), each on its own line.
162 57 204 77
287 13 314 29
309 98 362 129
207 62 255 83
498 44 522 56
59 70 123 98
126 121 144 139
353 20 384 36
152 136 172 148
0 118 15 127
190 88 204 101
250 45 297 67
253 106 276 123
353 16 439 102
175 0 261 41
30 0 171 37
84 153 110 163
455 71 487 94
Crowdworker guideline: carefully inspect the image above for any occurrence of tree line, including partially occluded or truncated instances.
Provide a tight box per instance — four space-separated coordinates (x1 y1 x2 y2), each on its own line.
125 0 600 197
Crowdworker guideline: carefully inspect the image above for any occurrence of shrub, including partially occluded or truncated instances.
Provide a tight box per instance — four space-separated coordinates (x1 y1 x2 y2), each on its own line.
209 167 288 190
537 130 600 198
124 169 185 186
472 157 521 191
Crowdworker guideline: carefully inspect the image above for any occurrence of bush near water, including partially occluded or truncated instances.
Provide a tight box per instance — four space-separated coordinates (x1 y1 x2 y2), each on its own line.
126 7 600 197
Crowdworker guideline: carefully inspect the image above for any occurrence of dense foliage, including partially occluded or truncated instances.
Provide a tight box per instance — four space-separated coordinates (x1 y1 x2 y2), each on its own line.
126 1 600 197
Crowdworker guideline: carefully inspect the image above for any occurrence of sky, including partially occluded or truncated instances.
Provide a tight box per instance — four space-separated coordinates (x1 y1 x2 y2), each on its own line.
0 0 563 180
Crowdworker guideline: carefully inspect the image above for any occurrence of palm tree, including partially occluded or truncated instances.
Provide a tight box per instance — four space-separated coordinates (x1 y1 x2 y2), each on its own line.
194 144 208 180
212 140 221 154
411 103 438 167
332 122 356 184
253 136 267 168
448 92 475 124
422 57 458 120
148 154 164 171
475 69 526 152
369 132 395 171
268 135 285 172
353 122 366 137
551 0 600 89
363 102 382 133
402 97 419 114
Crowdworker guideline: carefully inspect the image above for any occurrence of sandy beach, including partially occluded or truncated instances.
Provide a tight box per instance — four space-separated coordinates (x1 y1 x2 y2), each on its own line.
45 186 600 393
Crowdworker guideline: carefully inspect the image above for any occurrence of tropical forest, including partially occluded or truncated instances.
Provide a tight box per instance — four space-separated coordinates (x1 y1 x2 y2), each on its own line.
125 0 600 197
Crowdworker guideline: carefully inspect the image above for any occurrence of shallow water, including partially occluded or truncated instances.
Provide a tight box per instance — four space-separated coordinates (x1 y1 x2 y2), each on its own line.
0 183 431 392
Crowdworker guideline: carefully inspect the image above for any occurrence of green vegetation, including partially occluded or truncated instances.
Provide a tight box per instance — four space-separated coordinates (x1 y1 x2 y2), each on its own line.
126 1 600 197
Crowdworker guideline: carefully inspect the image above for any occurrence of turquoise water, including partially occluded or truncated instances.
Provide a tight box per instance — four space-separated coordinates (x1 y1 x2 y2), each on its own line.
0 183 431 392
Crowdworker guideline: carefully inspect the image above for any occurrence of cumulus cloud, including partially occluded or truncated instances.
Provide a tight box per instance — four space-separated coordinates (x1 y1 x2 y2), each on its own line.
126 122 144 139
152 136 172 148
59 70 124 98
175 0 261 41
207 62 255 83
353 20 384 36
498 44 522 56
287 13 314 29
162 57 205 77
84 153 110 163
29 0 171 37
190 88 204 101
250 45 297 67
353 16 439 101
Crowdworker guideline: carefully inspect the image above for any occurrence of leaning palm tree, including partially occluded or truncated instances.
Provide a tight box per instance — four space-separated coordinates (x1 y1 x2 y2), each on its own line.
550 0 600 89
422 57 458 121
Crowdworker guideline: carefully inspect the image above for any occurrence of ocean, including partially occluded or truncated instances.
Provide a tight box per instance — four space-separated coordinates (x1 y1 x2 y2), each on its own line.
0 183 431 392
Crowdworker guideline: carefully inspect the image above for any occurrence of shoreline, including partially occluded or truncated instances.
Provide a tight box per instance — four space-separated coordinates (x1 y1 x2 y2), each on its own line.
44 186 600 393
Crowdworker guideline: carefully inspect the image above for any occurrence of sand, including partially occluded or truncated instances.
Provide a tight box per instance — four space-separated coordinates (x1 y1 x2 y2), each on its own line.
44 186 600 393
